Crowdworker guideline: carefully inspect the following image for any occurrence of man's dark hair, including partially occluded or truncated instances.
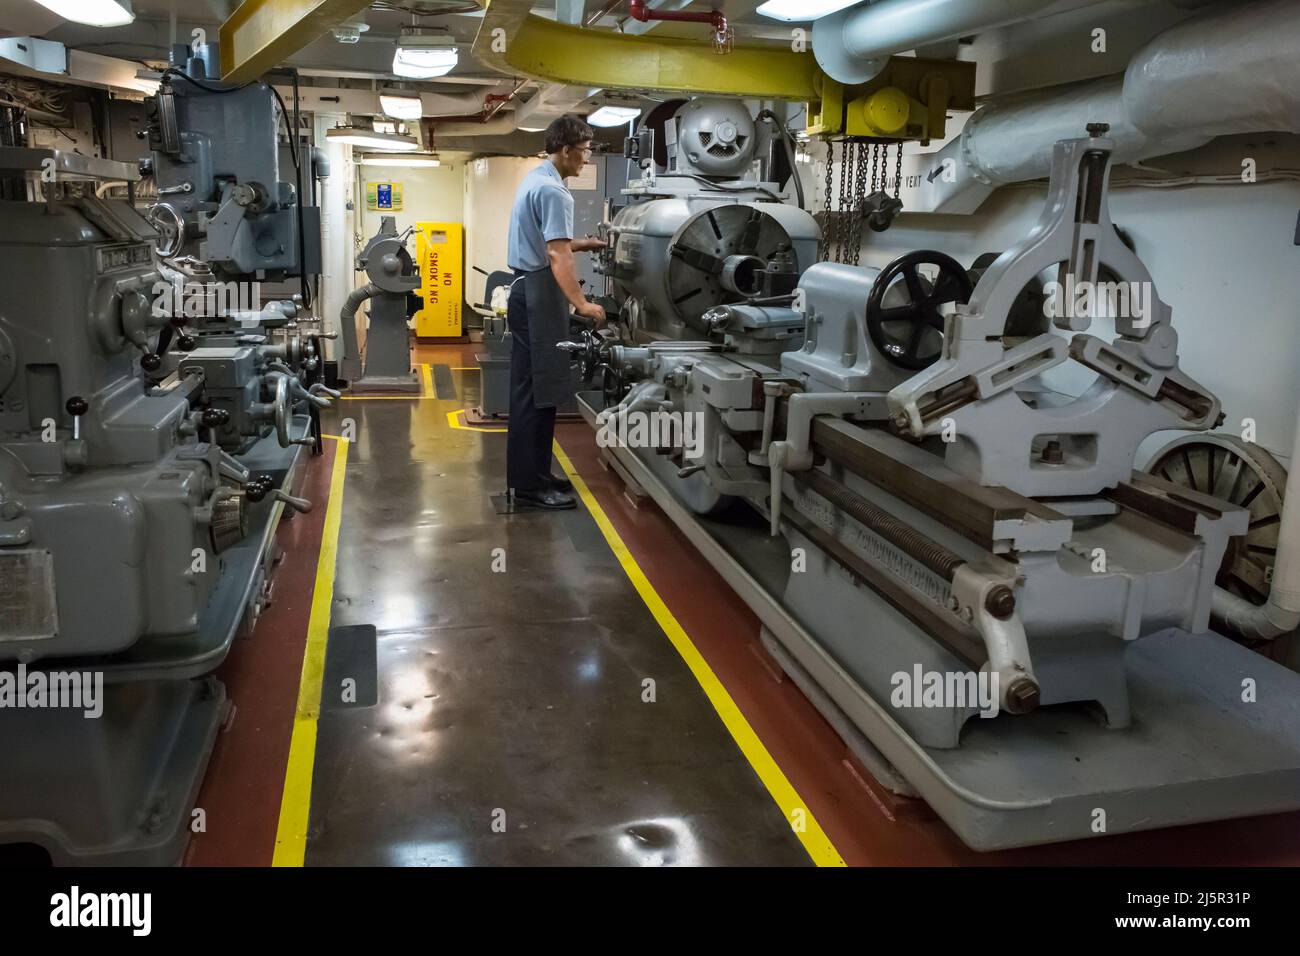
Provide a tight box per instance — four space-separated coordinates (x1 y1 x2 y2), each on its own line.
545 114 594 155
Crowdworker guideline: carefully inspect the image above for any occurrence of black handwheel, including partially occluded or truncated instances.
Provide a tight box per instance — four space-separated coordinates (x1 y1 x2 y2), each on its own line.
865 250 974 371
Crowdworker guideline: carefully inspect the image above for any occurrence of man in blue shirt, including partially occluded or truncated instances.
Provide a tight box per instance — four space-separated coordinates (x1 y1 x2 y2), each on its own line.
505 114 606 510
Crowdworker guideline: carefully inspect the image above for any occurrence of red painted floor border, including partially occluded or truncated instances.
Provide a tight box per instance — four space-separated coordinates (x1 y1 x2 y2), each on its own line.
185 440 336 867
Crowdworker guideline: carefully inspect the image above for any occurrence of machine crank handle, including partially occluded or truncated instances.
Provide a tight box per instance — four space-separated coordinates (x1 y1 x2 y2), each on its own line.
243 474 313 514
268 489 313 513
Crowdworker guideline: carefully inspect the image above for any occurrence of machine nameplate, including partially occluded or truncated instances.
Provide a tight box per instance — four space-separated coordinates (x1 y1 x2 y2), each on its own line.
0 549 59 642
95 243 152 276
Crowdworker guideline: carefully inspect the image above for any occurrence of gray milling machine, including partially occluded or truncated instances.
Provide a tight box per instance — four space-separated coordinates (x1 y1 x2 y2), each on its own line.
0 43 335 865
145 41 337 455
578 127 1300 849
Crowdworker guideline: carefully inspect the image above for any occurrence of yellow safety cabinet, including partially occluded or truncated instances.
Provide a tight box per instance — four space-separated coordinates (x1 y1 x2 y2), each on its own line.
413 222 464 339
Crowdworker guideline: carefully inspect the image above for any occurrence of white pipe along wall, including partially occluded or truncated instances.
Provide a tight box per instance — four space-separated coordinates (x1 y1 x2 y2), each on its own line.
813 0 1104 84
918 0 1300 214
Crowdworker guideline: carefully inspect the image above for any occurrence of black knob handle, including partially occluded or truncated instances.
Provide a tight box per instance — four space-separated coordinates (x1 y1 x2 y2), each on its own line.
200 408 230 428
141 353 163 373
65 396 88 417
177 334 197 352
244 475 273 503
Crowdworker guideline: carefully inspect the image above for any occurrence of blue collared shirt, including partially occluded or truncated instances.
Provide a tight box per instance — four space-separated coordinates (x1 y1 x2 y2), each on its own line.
507 159 574 272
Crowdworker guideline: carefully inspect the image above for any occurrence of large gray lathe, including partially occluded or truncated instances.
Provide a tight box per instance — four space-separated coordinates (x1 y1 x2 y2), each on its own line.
580 128 1300 849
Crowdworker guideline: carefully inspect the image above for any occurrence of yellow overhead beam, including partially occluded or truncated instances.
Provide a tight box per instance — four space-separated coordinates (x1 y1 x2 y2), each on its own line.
219 0 379 84
474 1 820 101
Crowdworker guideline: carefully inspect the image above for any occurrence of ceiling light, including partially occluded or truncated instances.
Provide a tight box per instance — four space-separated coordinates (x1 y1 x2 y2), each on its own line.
518 127 546 133
33 0 134 27
360 155 442 168
393 27 458 79
326 126 420 151
755 0 860 21
587 105 641 128
380 94 423 120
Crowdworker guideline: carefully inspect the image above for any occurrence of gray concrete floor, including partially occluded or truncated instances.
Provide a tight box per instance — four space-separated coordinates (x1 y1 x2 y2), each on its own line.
307 361 809 865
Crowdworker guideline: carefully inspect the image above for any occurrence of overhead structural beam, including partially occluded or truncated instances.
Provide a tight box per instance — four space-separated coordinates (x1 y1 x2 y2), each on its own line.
474 0 820 101
218 0 384 84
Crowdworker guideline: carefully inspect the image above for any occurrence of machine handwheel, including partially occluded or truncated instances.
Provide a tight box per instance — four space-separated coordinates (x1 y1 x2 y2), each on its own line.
865 250 973 371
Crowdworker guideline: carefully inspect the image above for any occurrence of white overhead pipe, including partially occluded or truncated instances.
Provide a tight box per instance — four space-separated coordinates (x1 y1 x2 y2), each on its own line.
917 0 1300 214
273 86 513 119
812 0 1104 84
425 115 522 137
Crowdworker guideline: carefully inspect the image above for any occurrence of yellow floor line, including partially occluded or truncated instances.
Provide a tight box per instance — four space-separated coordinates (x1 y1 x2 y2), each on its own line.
338 395 434 401
421 362 434 397
552 439 846 867
446 409 506 433
272 435 350 868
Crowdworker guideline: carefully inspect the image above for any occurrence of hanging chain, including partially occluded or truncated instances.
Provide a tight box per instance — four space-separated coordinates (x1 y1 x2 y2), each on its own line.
840 141 855 264
818 140 833 262
832 140 842 264
828 141 840 262
894 141 903 200
817 138 905 262
850 142 868 266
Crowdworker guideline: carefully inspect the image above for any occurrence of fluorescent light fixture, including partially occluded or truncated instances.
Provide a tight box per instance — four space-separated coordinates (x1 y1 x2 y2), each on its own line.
33 0 134 27
755 0 860 21
360 154 441 168
587 105 641 128
380 94 423 120
518 126 546 133
326 126 420 151
393 29 459 79
393 46 458 78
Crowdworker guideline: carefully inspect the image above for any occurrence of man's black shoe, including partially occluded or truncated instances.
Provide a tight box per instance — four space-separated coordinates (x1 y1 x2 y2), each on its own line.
544 473 574 493
513 488 576 510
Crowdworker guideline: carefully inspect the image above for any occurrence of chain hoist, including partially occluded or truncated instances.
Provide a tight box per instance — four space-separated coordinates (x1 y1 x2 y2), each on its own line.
819 138 907 262
865 141 905 233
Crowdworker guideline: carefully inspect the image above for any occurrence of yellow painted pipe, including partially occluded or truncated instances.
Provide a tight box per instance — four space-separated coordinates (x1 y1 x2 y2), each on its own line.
474 1 819 102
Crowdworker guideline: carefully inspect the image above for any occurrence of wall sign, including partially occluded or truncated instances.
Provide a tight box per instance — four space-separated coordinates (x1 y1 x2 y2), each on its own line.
366 181 404 211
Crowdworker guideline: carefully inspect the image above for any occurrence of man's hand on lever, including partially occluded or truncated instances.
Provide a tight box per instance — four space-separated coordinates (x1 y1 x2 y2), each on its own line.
572 235 607 254
577 299 606 327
